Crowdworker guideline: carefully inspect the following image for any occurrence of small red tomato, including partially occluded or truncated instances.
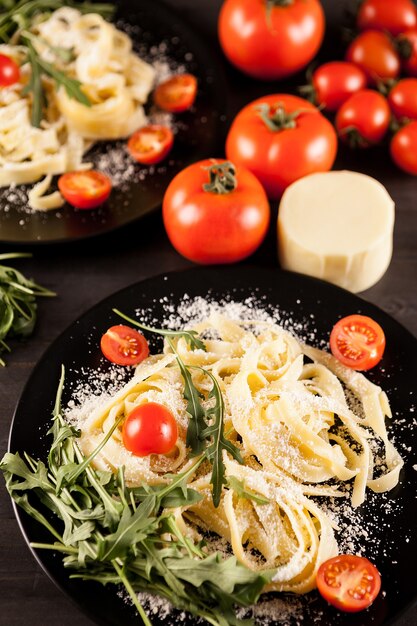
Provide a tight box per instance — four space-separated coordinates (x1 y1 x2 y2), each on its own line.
0 53 20 87
388 78 417 120
317 555 381 612
100 325 149 366
154 74 197 113
163 159 270 264
330 315 386 370
127 125 173 165
58 170 112 209
357 0 417 36
335 90 390 148
308 61 368 112
122 402 178 456
346 30 400 85
390 120 417 174
397 28 417 77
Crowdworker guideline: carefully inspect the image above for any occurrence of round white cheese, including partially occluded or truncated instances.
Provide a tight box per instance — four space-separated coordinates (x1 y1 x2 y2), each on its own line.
277 170 395 293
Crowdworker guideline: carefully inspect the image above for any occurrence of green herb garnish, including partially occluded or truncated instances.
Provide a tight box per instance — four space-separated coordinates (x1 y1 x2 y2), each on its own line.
0 253 55 366
227 476 270 506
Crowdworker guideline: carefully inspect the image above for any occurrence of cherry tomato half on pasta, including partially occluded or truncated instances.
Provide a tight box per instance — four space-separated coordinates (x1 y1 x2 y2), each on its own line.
58 170 112 209
329 315 386 371
154 74 197 113
218 0 325 80
306 61 367 112
335 90 390 148
163 159 270 264
100 325 149 366
356 0 417 36
127 125 174 165
317 555 381 612
390 120 417 174
225 94 337 198
345 30 400 85
0 53 20 87
122 402 178 457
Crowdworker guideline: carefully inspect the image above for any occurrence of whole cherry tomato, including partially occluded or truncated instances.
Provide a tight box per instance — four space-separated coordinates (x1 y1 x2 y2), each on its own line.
346 30 400 85
390 120 417 174
388 78 417 120
218 0 325 81
163 159 270 264
127 125 174 165
225 94 337 198
397 28 417 77
330 315 386 370
335 90 391 148
0 53 20 87
100 325 150 366
357 0 417 36
317 554 381 612
58 170 112 209
154 74 197 113
305 61 368 112
122 403 178 457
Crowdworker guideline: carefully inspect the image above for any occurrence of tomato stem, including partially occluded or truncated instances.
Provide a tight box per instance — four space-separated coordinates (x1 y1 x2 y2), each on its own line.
256 102 309 132
202 161 237 194
265 0 293 28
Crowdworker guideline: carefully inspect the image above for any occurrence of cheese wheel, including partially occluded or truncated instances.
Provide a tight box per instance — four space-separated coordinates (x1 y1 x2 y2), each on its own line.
277 171 395 293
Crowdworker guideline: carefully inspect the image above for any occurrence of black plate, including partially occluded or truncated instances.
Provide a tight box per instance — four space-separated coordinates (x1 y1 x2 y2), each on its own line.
0 0 227 245
8 267 417 626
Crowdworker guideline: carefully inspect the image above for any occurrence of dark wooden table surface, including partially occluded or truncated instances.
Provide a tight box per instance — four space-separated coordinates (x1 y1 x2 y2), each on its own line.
0 1 416 625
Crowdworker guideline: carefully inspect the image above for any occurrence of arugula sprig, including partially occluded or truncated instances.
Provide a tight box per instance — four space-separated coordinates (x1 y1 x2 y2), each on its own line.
1 368 271 626
0 253 55 366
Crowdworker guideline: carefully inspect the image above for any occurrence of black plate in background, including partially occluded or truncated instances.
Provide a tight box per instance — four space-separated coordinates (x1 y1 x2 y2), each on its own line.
0 0 227 245
8 267 417 626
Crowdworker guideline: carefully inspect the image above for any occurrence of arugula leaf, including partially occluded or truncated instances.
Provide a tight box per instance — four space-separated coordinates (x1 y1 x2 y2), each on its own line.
227 476 270 506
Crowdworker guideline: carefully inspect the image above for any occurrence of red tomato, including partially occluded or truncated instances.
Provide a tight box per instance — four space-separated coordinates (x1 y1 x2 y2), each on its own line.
346 30 400 85
309 62 368 112
122 403 178 457
397 28 417 77
0 53 20 87
330 315 386 371
317 555 381 612
154 74 197 113
218 0 325 81
163 159 270 264
357 0 417 36
335 90 390 148
388 78 417 120
58 170 112 209
127 125 173 165
101 325 150 366
225 94 337 198
390 120 417 174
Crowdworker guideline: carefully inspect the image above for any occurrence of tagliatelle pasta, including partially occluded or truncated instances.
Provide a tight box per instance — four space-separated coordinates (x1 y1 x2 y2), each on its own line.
72 313 403 594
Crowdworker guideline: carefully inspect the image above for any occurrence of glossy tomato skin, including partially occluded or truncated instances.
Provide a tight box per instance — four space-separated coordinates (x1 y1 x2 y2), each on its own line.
346 30 400 84
122 403 178 457
388 78 417 120
317 555 381 612
163 159 270 264
100 325 150 366
335 90 390 148
154 74 197 113
312 62 368 111
218 0 325 80
127 125 174 165
226 94 337 198
390 120 417 174
0 53 20 87
398 28 417 77
330 314 386 370
58 170 112 209
357 0 417 36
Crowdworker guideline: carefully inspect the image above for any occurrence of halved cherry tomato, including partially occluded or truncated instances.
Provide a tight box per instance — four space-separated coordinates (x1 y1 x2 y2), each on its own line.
346 30 400 85
100 324 149 366
0 53 20 87
317 555 381 613
397 28 417 77
390 120 417 174
58 170 112 209
127 125 173 165
154 74 197 113
330 315 386 371
122 402 178 456
357 0 417 36
307 61 368 112
335 90 390 148
388 78 417 120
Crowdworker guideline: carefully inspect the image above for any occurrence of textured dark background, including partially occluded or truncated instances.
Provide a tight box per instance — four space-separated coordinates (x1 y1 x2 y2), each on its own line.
0 0 416 625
